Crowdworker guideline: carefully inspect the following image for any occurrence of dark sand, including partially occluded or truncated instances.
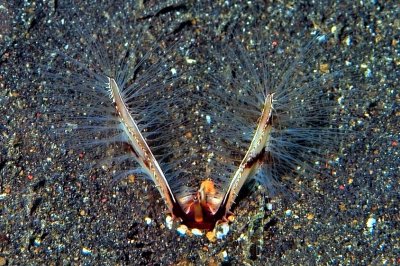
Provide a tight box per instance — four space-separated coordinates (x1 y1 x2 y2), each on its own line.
0 1 398 265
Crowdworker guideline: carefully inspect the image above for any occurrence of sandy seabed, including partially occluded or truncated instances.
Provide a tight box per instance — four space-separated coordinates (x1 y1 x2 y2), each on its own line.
0 1 398 265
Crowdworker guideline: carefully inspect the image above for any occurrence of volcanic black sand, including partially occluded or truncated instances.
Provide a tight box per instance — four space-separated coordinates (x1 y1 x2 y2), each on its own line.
0 1 398 265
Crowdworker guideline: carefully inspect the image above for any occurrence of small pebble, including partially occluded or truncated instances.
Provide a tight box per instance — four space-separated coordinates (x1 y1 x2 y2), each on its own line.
177 224 188 236
185 57 196 64
185 131 193 139
216 223 230 239
366 217 376 234
344 36 352 46
81 247 92 255
237 233 247 242
127 174 135 183
33 238 41 247
165 215 173 230
144 217 152 225
316 34 327 43
339 203 347 211
364 68 373 78
191 228 203 236
206 115 211 124
206 231 216 242
319 63 330 73
221 250 228 261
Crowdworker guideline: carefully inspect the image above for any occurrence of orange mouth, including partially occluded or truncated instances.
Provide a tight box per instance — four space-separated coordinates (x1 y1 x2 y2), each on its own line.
171 180 228 230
